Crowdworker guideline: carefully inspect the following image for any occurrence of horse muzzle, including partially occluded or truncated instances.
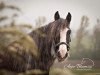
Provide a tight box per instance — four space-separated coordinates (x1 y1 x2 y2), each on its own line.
56 51 68 62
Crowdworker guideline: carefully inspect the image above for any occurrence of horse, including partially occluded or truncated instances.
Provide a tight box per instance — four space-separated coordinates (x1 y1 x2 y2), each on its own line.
0 11 72 75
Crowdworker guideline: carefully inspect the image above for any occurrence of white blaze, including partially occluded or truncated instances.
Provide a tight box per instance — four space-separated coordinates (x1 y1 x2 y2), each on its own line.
58 28 69 58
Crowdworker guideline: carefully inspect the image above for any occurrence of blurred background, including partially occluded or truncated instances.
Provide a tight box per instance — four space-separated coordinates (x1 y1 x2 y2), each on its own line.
0 0 100 75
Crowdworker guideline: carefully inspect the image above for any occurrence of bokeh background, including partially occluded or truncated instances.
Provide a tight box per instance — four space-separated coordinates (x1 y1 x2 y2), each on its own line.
0 0 100 75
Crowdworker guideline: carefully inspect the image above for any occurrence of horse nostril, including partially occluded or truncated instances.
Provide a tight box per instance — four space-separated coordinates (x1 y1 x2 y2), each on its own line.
64 53 68 58
57 51 61 58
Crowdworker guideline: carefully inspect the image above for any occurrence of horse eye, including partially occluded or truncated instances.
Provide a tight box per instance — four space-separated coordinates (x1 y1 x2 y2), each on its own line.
67 30 71 35
69 37 71 42
66 30 71 42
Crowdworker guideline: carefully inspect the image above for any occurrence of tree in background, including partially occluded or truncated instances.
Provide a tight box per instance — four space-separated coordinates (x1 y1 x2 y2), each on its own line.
92 19 100 59
69 16 90 59
93 19 100 51
35 16 46 27
76 16 89 51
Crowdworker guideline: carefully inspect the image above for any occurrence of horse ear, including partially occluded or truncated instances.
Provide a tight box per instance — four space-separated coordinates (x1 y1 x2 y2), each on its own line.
54 11 60 20
66 12 71 22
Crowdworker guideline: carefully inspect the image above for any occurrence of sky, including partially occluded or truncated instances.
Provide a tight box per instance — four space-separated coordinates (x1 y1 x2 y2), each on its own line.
1 0 100 33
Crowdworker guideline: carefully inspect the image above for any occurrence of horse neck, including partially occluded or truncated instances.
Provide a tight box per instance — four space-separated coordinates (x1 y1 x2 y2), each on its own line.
29 25 53 49
29 24 55 65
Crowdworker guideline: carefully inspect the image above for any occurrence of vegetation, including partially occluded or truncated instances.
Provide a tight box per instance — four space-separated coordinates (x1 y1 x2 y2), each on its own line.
70 16 100 60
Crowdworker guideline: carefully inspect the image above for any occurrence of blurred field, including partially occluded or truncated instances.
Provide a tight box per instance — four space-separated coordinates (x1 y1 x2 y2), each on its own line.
0 59 100 75
71 68 100 75
52 60 100 75
0 67 100 75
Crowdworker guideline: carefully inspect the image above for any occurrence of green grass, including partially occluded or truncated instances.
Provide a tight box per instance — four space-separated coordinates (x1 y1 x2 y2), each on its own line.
49 68 75 75
49 68 100 75
0 68 100 75
70 68 100 75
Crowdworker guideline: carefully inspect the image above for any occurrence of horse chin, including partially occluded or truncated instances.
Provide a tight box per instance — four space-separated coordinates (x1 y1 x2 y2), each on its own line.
57 53 68 62
57 58 65 62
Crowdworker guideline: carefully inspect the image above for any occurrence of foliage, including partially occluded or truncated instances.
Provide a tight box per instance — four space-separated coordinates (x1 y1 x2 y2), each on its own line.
91 19 100 59
0 2 21 12
76 16 89 50
35 16 46 28
0 2 39 75
70 16 100 60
